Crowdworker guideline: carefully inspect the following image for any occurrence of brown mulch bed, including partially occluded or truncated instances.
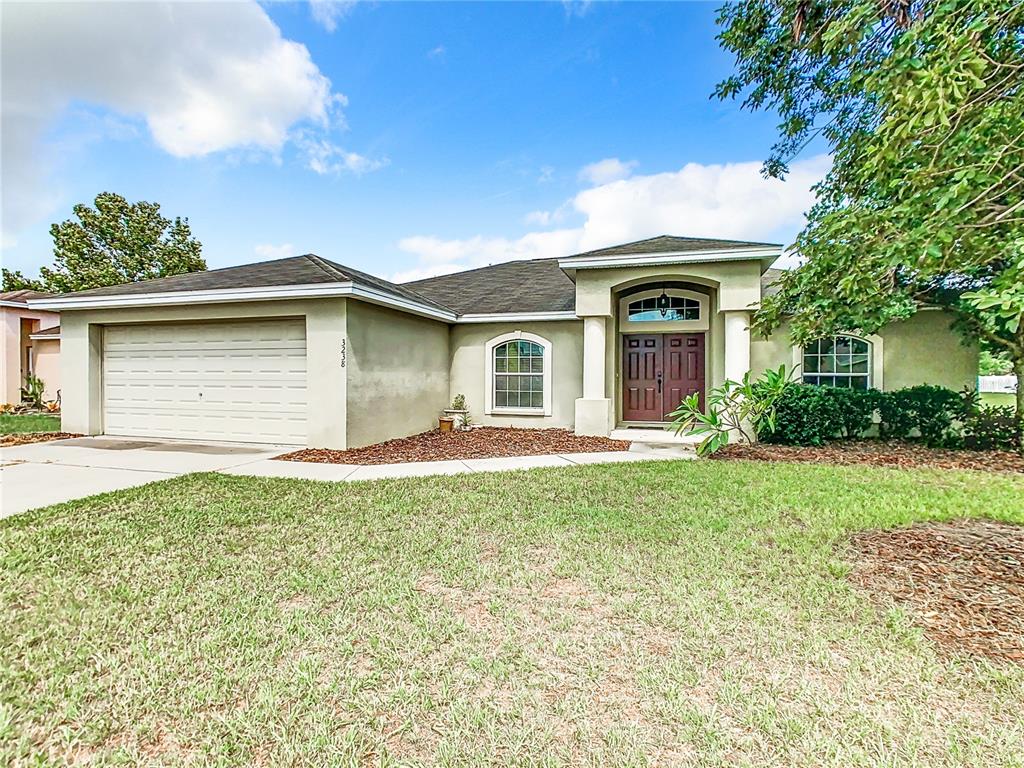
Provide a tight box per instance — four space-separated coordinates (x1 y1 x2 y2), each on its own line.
277 427 630 465
848 519 1024 663
0 432 81 447
715 440 1024 474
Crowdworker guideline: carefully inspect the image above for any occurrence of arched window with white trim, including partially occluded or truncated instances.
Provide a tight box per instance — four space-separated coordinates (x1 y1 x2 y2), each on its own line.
802 335 873 390
484 332 552 415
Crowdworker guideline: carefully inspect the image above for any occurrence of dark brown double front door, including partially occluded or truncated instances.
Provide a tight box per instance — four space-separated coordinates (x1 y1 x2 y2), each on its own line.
622 333 705 422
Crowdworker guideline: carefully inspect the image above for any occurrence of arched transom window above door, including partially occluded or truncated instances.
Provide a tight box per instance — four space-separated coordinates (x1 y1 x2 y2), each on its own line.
627 295 699 322
618 288 710 332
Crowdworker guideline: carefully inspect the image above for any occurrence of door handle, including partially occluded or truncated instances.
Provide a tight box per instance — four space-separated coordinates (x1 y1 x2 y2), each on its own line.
657 372 663 394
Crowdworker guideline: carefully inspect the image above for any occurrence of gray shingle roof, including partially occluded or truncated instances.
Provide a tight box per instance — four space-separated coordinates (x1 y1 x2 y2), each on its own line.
564 235 780 260
30 325 60 337
50 255 454 314
405 258 576 315
759 268 786 299
0 289 54 304
38 239 785 317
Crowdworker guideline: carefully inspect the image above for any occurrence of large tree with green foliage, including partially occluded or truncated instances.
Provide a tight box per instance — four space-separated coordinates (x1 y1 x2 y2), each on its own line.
32 192 205 293
715 0 1024 427
1 269 44 292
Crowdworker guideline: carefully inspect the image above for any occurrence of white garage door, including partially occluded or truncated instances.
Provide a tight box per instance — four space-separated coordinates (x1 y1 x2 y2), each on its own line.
103 319 307 444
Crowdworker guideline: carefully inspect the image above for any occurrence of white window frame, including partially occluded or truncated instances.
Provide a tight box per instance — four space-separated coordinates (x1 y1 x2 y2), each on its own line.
792 333 884 390
484 331 553 416
618 288 710 333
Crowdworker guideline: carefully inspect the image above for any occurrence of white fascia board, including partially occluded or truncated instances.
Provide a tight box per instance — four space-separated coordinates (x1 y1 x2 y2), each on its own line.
558 247 782 271
30 333 60 340
27 281 458 322
346 283 457 322
27 282 354 310
0 300 32 309
456 311 578 323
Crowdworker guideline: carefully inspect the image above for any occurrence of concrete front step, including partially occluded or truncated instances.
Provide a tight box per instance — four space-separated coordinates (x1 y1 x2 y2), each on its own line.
610 428 701 456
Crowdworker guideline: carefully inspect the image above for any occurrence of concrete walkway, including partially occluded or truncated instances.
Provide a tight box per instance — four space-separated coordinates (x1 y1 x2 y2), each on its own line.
0 437 284 518
221 447 685 483
1 436 691 518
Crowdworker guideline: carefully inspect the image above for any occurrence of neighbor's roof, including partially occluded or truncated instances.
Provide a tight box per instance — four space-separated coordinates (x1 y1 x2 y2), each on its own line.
46 254 454 313
0 289 54 304
29 325 61 337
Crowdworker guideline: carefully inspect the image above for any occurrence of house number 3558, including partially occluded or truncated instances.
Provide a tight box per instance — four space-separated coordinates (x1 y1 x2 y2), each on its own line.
340 339 347 368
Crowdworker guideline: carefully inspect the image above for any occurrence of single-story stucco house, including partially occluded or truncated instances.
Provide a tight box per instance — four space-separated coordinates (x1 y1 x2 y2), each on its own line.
29 235 977 447
1 290 61 405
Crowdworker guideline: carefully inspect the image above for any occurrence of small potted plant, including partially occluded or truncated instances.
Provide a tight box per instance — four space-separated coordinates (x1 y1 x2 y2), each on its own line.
442 394 471 430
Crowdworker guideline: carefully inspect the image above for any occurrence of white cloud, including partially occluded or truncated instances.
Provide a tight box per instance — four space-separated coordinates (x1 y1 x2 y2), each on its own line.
1 1 345 243
578 157 637 185
396 155 830 281
562 1 594 18
254 243 298 260
537 165 555 184
298 136 388 175
309 1 357 33
427 45 446 59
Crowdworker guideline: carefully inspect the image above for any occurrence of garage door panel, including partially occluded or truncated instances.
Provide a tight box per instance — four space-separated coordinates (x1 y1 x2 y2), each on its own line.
102 320 308 444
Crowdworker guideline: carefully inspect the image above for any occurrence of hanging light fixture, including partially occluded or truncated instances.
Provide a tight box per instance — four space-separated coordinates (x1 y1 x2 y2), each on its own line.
656 287 671 317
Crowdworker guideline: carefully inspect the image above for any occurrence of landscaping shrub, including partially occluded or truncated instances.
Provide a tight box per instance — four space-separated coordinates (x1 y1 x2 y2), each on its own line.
762 384 970 448
962 405 1021 452
878 385 963 446
828 386 881 439
759 384 849 446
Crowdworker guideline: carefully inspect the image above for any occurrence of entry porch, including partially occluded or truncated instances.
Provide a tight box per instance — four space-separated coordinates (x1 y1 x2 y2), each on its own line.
559 249 773 437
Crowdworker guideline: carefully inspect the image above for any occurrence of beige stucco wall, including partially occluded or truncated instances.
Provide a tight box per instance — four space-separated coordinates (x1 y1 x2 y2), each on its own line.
449 320 584 429
1 306 61 403
573 260 763 316
750 309 978 392
33 339 61 401
344 301 450 448
58 298 348 448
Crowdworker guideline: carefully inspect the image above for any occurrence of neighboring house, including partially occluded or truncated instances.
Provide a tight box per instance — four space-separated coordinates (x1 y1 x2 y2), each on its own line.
0 290 61 405
30 235 977 447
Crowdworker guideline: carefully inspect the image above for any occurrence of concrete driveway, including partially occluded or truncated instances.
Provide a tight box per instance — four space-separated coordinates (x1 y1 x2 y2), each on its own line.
0 437 286 518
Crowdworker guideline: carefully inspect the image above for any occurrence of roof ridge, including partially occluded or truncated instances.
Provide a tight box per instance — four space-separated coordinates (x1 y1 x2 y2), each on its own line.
302 253 350 282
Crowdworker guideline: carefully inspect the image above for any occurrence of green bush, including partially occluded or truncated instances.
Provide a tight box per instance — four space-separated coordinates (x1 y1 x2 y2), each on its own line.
759 384 850 445
762 383 971 448
877 385 963 446
962 405 1021 452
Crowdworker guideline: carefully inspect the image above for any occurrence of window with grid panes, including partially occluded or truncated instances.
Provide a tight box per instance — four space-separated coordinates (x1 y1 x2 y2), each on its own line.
493 340 545 409
802 335 872 389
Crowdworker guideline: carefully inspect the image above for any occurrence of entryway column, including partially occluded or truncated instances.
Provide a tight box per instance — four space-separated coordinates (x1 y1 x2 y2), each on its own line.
582 316 605 399
724 310 751 381
575 315 614 436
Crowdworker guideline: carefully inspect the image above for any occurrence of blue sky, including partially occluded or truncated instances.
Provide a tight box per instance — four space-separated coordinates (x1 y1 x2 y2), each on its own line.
1 1 827 282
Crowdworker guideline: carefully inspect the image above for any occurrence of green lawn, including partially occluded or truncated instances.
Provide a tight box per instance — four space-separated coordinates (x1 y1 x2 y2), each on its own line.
981 391 1017 410
2 461 1023 767
0 413 61 434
